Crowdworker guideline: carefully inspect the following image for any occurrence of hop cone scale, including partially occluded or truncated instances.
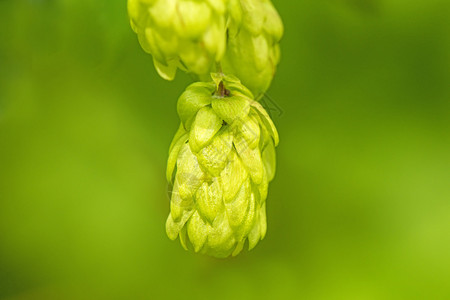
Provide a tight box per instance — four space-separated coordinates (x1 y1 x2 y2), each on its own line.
166 74 278 257
222 0 284 98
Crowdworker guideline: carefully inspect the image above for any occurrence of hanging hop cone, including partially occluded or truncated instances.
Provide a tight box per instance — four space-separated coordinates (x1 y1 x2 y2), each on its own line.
166 74 279 258
127 0 242 80
222 0 283 98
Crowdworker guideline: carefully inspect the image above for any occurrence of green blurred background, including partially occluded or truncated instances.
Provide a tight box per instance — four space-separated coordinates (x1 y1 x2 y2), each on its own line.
1 0 449 299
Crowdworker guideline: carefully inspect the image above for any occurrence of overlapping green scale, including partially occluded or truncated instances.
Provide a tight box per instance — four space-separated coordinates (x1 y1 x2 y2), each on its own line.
128 0 242 80
166 74 278 257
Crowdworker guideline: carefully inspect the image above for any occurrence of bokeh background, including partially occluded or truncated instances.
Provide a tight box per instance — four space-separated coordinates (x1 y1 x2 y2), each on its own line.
1 0 449 299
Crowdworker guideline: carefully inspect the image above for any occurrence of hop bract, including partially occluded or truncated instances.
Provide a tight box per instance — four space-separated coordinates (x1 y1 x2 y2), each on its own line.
222 0 283 98
166 74 278 258
128 0 242 80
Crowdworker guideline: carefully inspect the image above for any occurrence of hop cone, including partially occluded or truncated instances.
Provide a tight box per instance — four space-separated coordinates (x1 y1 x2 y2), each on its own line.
166 74 278 258
222 0 284 98
127 0 242 80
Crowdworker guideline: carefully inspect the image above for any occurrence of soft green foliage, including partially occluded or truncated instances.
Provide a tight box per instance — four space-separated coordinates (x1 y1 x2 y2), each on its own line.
166 75 278 257
2 0 450 299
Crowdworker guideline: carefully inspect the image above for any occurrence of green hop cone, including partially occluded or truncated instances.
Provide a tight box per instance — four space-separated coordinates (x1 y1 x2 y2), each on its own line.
127 0 242 80
166 74 279 258
222 0 284 98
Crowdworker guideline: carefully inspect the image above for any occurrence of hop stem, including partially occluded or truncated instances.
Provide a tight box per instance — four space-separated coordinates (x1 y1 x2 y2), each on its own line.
215 62 223 74
216 81 230 98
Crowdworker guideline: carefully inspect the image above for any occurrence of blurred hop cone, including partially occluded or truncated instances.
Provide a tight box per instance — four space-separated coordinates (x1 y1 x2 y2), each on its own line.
222 0 284 99
166 74 279 258
127 0 242 80
128 0 283 97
